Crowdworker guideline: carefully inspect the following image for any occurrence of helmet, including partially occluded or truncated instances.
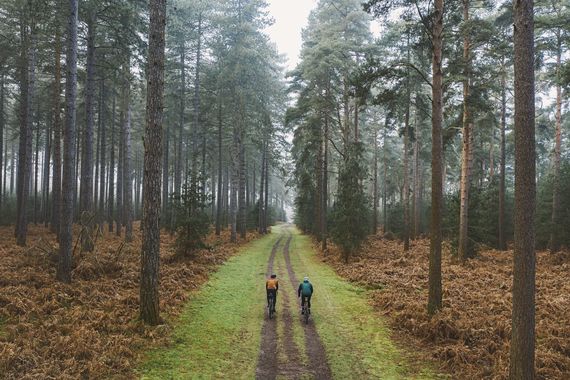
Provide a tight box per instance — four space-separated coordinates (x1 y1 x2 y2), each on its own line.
303 276 309 282
271 274 277 279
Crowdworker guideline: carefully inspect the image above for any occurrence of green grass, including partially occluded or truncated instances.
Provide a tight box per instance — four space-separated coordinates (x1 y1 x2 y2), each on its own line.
138 224 446 380
286 228 446 379
138 233 279 379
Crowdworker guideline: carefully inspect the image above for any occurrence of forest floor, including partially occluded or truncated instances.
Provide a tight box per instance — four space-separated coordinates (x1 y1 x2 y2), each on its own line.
0 222 256 379
139 224 446 379
320 234 570 380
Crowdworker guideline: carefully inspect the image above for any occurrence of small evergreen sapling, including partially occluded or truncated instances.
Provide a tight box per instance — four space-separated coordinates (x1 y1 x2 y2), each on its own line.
171 177 211 257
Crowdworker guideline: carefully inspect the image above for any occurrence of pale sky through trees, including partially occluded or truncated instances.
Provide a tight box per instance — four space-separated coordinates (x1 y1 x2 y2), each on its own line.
265 0 318 71
265 0 381 71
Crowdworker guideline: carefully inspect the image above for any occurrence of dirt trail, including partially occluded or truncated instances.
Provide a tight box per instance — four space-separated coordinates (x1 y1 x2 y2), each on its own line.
283 235 333 380
256 237 282 380
256 230 332 380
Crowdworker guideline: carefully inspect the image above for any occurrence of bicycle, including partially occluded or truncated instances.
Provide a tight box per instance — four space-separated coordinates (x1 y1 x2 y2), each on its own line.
267 293 276 319
301 299 310 324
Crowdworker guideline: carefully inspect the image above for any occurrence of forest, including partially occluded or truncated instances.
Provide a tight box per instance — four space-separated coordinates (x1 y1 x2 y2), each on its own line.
0 0 568 379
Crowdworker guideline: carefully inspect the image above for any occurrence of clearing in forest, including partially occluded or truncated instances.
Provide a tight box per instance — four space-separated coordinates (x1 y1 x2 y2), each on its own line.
139 224 446 379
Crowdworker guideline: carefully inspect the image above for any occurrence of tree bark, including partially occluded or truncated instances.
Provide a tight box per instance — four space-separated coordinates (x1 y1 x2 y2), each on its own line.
549 39 562 254
116 78 125 236
98 79 106 228
162 125 169 224
124 93 133 242
230 125 238 242
498 64 507 251
175 44 185 197
403 39 411 252
141 0 166 326
108 94 116 232
428 0 444 315
80 12 96 251
34 110 40 224
382 116 388 233
193 12 203 179
258 141 265 234
458 0 473 262
216 96 223 235
373 127 378 234
509 0 536 377
321 112 328 251
16 6 35 246
264 143 269 234
239 135 246 238
57 0 78 283
0 73 4 211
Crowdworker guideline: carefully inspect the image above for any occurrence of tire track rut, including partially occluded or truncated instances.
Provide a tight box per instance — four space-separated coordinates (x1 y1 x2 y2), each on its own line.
256 230 332 379
255 237 283 380
283 234 332 379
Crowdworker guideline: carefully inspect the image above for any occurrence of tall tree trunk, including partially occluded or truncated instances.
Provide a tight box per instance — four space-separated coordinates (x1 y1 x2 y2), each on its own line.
141 0 166 326
263 144 269 234
116 77 125 236
510 0 536 377
549 40 562 254
239 136 246 239
94 98 100 210
321 113 328 250
98 79 106 228
498 64 507 250
258 141 265 234
10 141 15 196
124 91 133 242
42 118 51 225
224 164 229 228
413 137 421 238
2 138 6 202
34 113 40 224
134 150 141 220
80 13 96 251
16 7 35 246
0 73 4 212
315 130 322 239
230 126 238 242
216 97 223 235
108 94 116 232
373 127 378 234
175 44 185 197
403 39 411 252
193 13 203 179
458 0 473 262
382 115 388 233
162 125 169 224
57 0 78 283
428 0 444 315
3 133 7 204
74 129 79 217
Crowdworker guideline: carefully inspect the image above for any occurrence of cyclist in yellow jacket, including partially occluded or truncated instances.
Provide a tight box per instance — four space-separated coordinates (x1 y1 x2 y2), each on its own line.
266 274 279 312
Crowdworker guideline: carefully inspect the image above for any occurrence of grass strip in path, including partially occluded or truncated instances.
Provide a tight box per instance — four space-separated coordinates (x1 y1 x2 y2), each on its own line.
139 233 280 379
287 227 447 380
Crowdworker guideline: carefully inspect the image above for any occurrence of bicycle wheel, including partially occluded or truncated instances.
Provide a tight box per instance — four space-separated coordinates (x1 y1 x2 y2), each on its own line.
268 297 274 319
304 306 309 324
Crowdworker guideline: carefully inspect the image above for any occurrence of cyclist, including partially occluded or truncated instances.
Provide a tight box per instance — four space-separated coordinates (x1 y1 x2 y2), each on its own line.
297 276 314 314
266 274 279 312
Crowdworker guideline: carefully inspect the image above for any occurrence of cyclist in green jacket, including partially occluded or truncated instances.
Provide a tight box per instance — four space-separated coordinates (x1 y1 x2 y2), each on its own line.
297 276 314 314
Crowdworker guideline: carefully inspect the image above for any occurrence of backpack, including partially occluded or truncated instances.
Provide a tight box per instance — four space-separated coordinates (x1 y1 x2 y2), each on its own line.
301 282 312 296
